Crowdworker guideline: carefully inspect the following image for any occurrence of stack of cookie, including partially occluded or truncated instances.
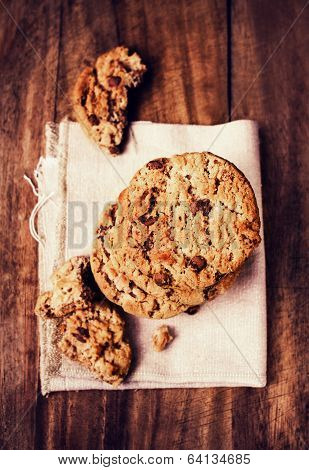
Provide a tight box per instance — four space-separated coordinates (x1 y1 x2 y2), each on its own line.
91 151 261 319
35 256 132 386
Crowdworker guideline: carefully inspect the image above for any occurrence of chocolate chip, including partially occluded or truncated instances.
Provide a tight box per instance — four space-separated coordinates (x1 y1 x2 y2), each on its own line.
146 194 157 213
147 158 168 170
214 178 220 194
190 256 207 272
109 204 117 225
109 146 119 155
185 306 200 315
166 289 174 298
197 199 211 215
203 286 214 300
139 214 157 226
99 342 109 356
72 333 86 343
143 236 154 252
215 271 226 283
108 76 121 87
149 194 156 206
153 272 172 287
203 273 227 300
88 114 100 126
81 88 88 106
97 225 109 237
192 199 212 217
104 274 112 285
77 327 90 338
107 93 117 119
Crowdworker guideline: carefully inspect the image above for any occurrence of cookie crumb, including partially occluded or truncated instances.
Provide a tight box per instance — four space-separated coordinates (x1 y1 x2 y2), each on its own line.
152 325 173 352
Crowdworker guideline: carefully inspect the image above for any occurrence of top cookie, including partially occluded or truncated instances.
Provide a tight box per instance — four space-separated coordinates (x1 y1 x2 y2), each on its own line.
91 152 261 318
72 46 146 155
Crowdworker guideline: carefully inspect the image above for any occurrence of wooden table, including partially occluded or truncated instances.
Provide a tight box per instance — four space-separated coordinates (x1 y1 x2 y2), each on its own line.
0 0 308 450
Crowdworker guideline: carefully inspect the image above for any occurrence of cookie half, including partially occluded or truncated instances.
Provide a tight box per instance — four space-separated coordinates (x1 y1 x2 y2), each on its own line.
35 256 101 318
72 46 146 155
59 301 132 385
91 152 260 318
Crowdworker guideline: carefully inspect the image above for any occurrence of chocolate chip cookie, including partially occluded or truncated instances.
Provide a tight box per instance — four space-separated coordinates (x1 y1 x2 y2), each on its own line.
91 152 260 318
59 301 132 385
35 256 101 318
72 46 146 155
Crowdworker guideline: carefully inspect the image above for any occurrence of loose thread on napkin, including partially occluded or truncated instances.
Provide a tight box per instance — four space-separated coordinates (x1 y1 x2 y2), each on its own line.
24 172 55 248
23 174 39 196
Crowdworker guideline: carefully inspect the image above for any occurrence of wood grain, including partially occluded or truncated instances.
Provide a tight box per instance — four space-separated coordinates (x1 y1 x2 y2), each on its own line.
0 0 307 450
0 0 62 449
231 0 309 450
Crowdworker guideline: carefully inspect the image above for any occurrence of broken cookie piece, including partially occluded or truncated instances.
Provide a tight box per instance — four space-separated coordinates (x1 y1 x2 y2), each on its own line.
59 302 132 385
35 256 101 318
152 325 174 352
72 46 146 155
34 256 132 385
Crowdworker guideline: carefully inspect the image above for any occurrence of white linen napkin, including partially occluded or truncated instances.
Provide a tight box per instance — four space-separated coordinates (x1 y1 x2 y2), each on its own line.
34 119 266 394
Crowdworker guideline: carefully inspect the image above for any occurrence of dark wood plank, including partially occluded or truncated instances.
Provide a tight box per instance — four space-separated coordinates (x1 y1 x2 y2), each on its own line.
231 0 308 450
0 0 62 449
102 388 234 450
34 0 229 450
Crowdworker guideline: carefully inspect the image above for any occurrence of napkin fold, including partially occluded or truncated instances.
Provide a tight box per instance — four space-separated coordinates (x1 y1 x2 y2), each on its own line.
34 119 266 394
